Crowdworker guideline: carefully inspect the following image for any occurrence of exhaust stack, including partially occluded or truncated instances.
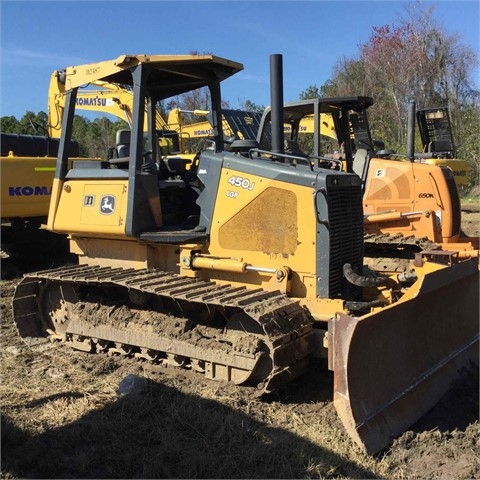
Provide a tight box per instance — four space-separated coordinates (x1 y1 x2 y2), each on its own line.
406 100 416 161
270 54 284 155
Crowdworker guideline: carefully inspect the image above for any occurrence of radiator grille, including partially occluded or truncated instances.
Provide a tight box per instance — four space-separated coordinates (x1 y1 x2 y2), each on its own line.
327 184 364 300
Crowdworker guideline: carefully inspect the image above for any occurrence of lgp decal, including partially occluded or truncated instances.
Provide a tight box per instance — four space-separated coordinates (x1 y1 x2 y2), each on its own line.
100 195 116 215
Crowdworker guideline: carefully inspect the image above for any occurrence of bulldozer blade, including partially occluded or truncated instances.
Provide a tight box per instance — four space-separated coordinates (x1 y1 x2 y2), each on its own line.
330 257 479 455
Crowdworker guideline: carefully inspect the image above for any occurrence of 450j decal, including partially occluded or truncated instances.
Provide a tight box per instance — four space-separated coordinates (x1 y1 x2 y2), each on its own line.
227 175 255 191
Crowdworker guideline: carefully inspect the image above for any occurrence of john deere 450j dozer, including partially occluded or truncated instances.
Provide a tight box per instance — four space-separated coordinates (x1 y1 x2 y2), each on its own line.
13 53 479 454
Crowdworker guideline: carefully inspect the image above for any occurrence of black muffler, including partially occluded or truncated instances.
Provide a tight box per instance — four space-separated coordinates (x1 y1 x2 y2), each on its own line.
406 100 416 161
270 54 284 156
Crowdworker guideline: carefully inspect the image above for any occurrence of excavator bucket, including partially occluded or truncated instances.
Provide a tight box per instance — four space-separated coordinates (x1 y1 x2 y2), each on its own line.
330 257 479 455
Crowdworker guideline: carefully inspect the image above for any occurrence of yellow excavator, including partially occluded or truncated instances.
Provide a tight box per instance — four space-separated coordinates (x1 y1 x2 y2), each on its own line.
252 96 478 257
1 131 78 273
166 107 262 147
48 76 205 158
12 53 478 455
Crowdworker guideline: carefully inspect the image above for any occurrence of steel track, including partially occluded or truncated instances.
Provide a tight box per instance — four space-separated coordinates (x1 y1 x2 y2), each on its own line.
13 264 314 393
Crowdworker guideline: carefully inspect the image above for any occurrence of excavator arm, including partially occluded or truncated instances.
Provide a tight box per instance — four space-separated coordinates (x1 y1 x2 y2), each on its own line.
46 54 150 138
49 69 262 156
48 77 169 138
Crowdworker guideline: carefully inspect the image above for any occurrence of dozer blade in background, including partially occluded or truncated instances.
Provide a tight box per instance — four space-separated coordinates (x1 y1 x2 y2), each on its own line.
330 257 479 455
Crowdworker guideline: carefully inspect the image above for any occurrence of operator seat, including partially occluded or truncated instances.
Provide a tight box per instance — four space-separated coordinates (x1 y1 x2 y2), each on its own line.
352 148 368 178
115 129 131 158
159 156 188 179
108 129 131 169
157 156 193 191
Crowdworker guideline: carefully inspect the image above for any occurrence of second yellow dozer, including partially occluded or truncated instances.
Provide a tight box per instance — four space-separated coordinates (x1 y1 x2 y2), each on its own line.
12 53 479 455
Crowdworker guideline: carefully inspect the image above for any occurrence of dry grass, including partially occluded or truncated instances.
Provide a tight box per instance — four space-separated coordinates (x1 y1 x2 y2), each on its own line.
2 326 477 479
0 310 392 480
1 344 384 479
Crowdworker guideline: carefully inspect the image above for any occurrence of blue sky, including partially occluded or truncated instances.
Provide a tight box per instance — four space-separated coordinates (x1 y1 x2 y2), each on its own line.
1 0 479 119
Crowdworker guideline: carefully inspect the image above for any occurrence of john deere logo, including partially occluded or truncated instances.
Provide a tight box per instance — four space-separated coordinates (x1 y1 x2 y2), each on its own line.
100 195 116 215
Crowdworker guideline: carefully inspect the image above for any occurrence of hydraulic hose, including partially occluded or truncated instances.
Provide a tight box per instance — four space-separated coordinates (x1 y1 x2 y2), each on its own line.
344 299 389 312
343 263 395 288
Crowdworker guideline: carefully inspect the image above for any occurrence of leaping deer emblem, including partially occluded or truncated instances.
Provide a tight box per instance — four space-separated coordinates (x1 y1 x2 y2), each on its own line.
100 195 115 215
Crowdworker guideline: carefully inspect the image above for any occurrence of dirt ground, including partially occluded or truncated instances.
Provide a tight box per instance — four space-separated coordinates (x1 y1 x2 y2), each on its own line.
1 207 479 479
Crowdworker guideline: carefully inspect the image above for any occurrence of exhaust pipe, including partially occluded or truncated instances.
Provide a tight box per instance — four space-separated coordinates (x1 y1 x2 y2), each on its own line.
406 100 416 161
270 54 284 155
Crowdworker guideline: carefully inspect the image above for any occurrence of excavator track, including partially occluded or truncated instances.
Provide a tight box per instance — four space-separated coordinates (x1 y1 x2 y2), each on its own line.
13 264 314 393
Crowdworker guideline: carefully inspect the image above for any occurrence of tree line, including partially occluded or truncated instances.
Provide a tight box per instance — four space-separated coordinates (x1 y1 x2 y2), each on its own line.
1 2 478 188
300 2 479 187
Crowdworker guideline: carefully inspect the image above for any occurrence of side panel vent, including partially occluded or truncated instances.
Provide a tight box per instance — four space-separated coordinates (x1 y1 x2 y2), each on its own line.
326 182 364 300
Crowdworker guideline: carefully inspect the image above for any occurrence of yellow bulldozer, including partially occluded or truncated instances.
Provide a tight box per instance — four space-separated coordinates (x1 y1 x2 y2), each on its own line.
12 53 478 455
